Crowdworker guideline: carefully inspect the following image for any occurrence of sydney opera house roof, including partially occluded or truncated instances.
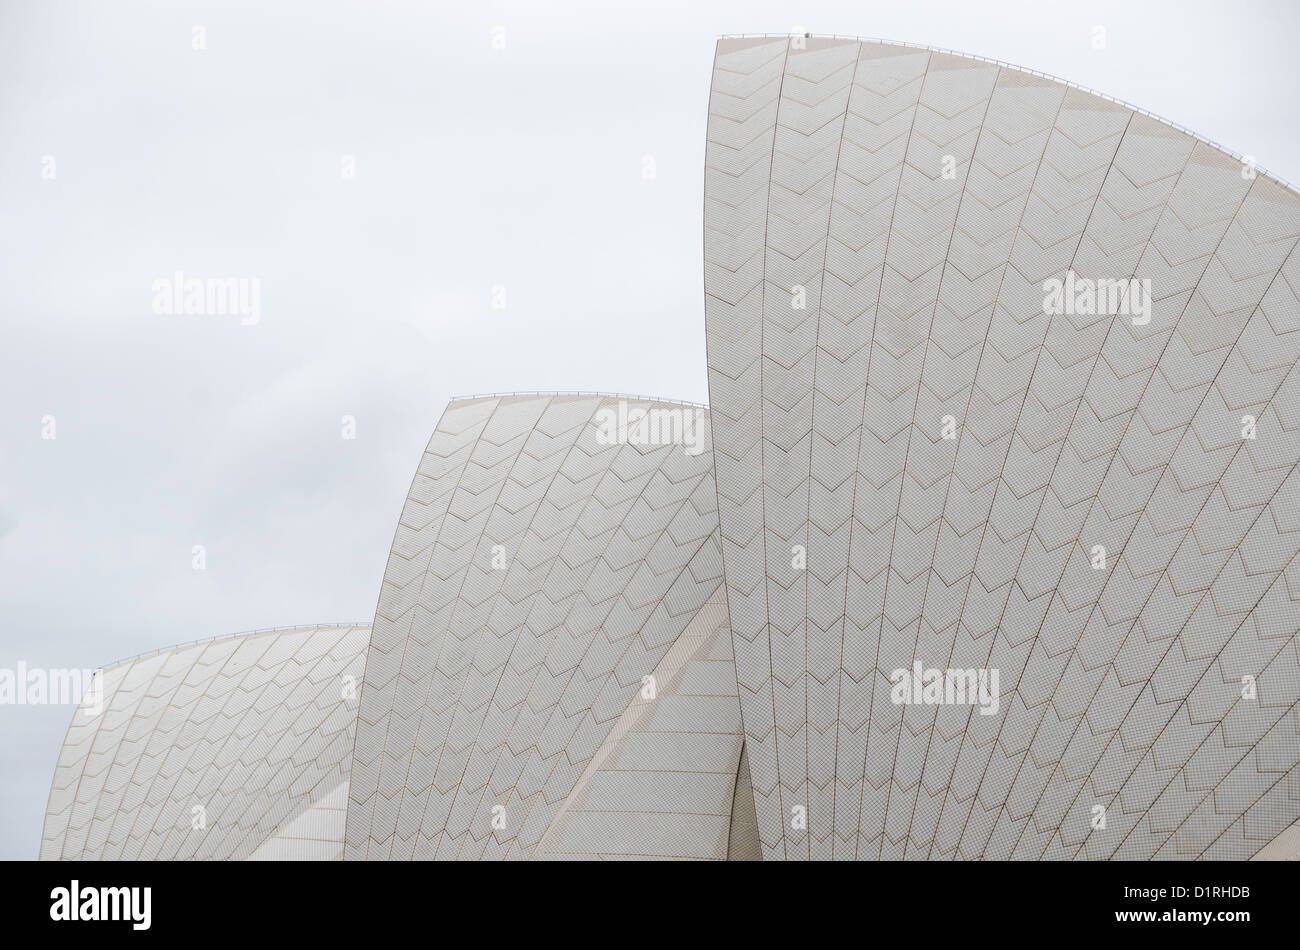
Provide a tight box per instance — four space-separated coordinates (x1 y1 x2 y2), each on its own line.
41 623 370 860
41 35 1300 861
344 393 739 859
704 35 1300 861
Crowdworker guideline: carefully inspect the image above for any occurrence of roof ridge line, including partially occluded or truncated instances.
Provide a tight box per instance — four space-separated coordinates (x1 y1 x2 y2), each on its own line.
715 32 1297 196
95 622 371 673
447 390 710 409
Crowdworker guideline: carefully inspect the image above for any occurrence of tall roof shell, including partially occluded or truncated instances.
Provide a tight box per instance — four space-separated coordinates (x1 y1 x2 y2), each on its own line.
703 35 1300 860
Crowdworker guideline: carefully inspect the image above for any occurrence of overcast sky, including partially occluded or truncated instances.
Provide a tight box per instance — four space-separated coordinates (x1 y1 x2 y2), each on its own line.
1 0 1296 861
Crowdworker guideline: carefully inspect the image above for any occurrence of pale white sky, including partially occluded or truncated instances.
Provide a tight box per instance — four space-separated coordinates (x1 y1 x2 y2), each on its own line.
1 0 1296 859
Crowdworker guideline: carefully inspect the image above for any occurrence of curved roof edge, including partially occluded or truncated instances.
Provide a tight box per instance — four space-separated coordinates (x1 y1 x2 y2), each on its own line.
717 32 1297 196
448 390 709 410
94 622 371 672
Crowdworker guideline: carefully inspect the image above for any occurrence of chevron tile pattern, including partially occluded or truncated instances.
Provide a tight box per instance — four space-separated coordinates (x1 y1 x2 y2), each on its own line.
704 35 1300 860
40 624 369 860
344 394 724 859
532 586 758 860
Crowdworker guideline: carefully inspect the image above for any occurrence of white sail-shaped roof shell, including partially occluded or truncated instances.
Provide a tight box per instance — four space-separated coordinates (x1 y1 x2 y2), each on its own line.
703 35 1300 860
344 394 731 859
40 624 369 860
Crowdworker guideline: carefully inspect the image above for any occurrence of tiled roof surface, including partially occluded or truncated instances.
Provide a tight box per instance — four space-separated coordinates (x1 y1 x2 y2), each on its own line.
40 624 368 860
344 394 725 859
704 36 1300 860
